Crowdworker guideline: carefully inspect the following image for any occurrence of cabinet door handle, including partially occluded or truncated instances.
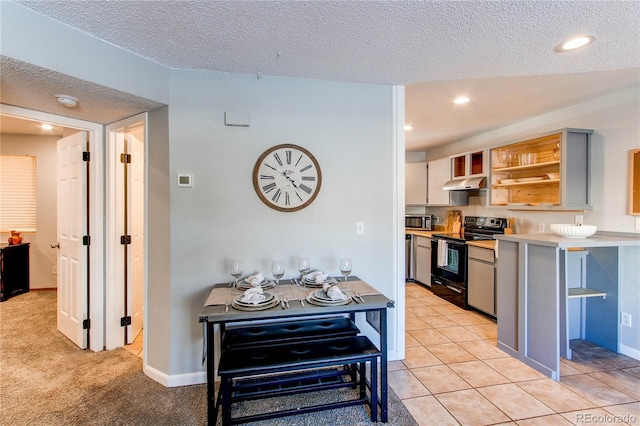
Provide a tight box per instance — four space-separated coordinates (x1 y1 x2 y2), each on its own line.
434 279 442 285
446 285 462 294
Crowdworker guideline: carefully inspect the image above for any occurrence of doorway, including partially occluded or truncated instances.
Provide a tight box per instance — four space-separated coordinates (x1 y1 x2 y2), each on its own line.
1 104 105 351
105 114 146 351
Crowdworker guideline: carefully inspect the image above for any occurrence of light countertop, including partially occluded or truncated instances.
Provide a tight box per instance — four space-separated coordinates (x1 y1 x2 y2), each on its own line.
495 232 640 249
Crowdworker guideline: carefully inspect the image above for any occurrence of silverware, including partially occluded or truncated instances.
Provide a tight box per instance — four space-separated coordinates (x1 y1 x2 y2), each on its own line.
281 299 286 309
225 301 231 312
284 297 290 309
351 295 360 304
355 293 365 303
300 299 305 307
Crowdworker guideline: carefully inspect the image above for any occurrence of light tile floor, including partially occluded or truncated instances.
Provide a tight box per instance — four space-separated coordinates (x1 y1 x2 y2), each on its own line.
123 329 144 359
393 283 640 425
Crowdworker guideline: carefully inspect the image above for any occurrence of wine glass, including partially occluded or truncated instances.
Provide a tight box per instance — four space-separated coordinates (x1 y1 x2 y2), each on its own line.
271 260 285 287
229 260 243 291
339 257 352 283
298 257 310 280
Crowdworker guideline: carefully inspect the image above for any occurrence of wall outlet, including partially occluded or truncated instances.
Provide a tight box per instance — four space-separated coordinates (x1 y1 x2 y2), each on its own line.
356 221 365 235
51 265 57 275
433 216 440 224
621 312 632 327
538 223 545 233
574 214 584 225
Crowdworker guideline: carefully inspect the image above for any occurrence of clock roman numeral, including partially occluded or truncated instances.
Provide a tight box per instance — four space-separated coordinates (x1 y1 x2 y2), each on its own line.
273 153 283 166
285 191 290 206
300 164 312 173
286 150 292 165
262 182 277 193
272 188 282 203
295 154 303 167
300 184 312 194
301 176 315 181
260 174 275 180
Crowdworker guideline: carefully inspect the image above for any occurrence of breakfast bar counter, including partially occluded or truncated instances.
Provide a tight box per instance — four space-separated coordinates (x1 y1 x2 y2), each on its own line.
494 232 640 380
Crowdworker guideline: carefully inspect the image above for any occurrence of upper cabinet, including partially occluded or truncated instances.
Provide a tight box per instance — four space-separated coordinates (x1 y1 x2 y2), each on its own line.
406 162 428 205
489 128 593 210
452 150 486 179
428 157 469 206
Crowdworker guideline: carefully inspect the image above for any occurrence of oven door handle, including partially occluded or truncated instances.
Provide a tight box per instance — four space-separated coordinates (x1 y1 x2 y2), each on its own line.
446 285 462 294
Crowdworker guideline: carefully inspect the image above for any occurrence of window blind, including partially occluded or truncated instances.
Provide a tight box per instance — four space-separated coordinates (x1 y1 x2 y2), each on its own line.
0 155 37 232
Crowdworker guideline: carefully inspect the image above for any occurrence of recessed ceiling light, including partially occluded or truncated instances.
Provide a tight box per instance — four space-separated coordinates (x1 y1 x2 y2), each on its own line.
453 97 470 105
404 124 413 131
555 35 595 52
55 94 79 108
41 124 53 131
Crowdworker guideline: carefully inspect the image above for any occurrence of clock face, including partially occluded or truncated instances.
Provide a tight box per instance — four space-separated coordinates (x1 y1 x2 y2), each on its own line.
253 144 322 212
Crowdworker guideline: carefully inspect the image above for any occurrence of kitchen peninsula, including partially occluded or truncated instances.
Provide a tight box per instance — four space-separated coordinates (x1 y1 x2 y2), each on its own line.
494 232 640 380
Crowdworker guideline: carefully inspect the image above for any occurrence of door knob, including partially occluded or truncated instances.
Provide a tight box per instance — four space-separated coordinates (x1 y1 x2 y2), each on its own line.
51 242 60 248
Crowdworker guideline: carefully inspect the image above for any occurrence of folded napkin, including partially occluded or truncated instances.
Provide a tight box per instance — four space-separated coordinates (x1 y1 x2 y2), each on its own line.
304 270 328 284
240 287 267 305
244 273 265 287
323 283 348 301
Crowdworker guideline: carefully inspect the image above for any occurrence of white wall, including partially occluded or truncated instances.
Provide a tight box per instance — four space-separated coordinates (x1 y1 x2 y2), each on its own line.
164 69 400 377
423 85 640 235
1 133 58 289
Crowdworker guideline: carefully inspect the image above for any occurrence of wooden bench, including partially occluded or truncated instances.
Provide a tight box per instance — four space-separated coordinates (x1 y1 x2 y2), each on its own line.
217 335 381 425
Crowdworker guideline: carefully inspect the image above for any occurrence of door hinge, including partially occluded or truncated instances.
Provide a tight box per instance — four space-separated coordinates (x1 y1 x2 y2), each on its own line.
120 153 132 164
120 235 131 245
83 236 91 245
83 319 91 329
120 316 132 327
83 151 90 162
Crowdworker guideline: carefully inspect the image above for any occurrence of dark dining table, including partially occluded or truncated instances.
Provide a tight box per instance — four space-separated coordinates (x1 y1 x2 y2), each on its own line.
198 276 394 424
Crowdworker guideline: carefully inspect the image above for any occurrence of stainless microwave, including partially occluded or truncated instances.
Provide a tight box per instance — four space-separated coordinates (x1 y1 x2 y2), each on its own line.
405 215 433 230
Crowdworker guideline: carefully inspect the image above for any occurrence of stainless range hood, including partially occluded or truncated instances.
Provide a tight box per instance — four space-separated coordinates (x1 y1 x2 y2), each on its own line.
443 176 486 191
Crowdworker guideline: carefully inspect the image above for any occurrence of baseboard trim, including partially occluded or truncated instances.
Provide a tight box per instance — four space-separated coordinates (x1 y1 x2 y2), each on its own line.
143 364 207 387
620 343 640 361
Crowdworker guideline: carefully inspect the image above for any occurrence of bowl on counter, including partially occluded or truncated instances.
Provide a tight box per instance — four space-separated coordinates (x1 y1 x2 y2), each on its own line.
550 224 597 238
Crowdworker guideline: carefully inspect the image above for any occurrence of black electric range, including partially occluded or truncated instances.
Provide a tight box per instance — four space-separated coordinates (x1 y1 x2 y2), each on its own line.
430 216 506 309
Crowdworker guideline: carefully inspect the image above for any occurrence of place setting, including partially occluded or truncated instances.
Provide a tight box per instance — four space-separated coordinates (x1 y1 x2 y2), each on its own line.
228 259 287 311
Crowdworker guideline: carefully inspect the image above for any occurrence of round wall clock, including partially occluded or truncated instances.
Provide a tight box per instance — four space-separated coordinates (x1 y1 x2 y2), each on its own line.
252 144 322 212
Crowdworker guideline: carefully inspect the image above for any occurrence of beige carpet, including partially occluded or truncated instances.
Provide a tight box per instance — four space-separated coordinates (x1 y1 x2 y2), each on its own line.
0 291 417 425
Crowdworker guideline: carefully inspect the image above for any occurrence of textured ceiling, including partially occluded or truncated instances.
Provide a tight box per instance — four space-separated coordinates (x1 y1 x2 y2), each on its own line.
4 1 640 149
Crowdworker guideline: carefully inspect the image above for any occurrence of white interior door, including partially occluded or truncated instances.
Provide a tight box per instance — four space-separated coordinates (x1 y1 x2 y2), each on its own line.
57 131 88 349
127 134 144 343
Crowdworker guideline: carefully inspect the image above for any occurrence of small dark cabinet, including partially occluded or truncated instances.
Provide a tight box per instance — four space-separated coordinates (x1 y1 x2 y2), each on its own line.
0 243 30 301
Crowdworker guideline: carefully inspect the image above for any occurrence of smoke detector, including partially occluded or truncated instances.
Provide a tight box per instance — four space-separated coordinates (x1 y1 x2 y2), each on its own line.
55 94 79 108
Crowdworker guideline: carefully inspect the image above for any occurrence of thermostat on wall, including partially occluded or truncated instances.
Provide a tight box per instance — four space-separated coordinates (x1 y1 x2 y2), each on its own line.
177 173 193 188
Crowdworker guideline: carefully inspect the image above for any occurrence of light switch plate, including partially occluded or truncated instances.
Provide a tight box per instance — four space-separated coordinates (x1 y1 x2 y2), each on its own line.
356 222 365 235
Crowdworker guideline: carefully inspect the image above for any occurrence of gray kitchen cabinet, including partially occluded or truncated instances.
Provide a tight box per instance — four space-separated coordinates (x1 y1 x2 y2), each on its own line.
405 162 427 205
414 236 431 286
467 245 496 317
427 157 468 206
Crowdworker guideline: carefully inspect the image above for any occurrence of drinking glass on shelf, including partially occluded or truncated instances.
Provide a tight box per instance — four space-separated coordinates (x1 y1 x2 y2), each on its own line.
339 257 352 283
298 257 310 279
229 260 243 291
271 260 285 287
